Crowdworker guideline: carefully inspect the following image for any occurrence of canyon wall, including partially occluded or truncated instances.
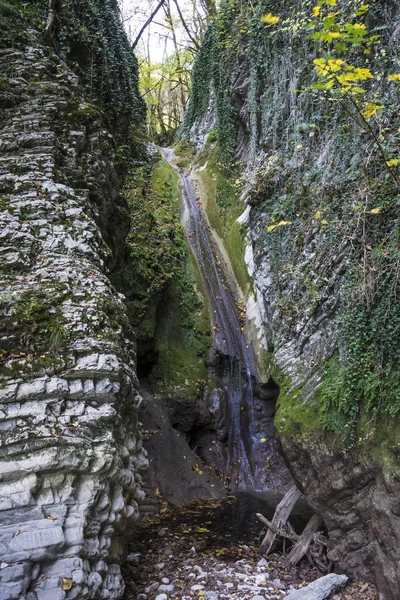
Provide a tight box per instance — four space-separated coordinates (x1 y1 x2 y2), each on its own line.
183 1 400 598
0 1 148 598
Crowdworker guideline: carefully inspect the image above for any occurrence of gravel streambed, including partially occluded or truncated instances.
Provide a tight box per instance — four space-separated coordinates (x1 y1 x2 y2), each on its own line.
122 496 377 600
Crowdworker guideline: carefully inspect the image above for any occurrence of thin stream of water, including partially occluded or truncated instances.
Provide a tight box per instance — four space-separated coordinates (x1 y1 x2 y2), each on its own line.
163 148 266 491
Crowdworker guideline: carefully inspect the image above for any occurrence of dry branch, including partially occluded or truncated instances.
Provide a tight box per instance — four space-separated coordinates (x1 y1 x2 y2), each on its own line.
256 513 299 542
284 513 324 568
259 485 302 555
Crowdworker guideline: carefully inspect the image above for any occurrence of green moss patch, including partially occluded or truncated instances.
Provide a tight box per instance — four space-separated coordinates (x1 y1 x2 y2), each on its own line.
120 155 211 396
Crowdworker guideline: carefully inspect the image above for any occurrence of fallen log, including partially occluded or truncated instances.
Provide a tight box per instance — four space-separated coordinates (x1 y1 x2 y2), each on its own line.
258 485 302 554
284 513 323 568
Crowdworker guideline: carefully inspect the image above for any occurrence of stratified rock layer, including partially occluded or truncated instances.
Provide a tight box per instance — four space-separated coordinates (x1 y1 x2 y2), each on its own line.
0 39 147 600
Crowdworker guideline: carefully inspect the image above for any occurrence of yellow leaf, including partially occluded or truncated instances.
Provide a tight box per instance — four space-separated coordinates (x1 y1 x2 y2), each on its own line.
321 219 328 224
261 12 280 24
363 103 384 120
62 578 73 591
353 205 362 211
327 58 344 72
267 224 277 231
315 210 322 219
197 527 210 533
260 437 267 443
278 220 292 226
386 159 399 166
369 207 381 214
312 6 321 16
324 31 341 42
327 0 337 5
388 74 400 81
355 67 373 80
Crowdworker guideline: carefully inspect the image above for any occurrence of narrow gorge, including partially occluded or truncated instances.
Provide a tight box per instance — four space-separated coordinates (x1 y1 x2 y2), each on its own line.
1 0 400 599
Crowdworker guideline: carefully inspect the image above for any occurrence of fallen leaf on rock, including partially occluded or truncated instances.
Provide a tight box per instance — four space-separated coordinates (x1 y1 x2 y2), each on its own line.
62 578 73 591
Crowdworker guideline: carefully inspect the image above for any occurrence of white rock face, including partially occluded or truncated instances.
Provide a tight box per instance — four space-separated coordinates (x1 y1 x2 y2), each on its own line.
0 42 147 599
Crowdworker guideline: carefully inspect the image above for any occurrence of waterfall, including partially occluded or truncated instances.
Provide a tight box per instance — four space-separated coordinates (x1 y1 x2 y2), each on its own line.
163 148 266 491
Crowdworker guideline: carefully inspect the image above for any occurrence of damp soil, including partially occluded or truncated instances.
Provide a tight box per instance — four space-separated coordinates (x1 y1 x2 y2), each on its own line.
123 494 377 600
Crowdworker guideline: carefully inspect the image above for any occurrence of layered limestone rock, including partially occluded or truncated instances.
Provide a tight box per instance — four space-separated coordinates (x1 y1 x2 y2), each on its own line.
0 30 147 600
183 1 400 598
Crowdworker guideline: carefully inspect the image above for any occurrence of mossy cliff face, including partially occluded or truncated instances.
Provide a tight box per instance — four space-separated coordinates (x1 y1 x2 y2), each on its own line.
184 0 400 597
0 2 147 598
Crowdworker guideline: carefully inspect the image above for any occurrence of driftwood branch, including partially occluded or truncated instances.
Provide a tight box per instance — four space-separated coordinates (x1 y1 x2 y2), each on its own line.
259 485 302 554
256 513 299 542
131 0 166 51
284 513 323 568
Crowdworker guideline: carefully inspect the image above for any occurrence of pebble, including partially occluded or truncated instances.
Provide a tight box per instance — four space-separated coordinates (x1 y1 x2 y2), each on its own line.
251 596 266 600
272 578 285 590
158 584 174 592
161 577 170 584
191 584 205 590
155 595 168 600
145 582 159 594
257 558 268 569
127 553 141 565
158 528 168 537
156 562 165 570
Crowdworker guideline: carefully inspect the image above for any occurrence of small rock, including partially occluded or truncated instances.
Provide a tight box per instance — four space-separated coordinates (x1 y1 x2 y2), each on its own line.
191 584 205 591
272 578 285 590
161 578 170 584
155 595 168 600
158 584 174 593
158 528 168 537
127 553 141 565
257 558 268 569
156 562 165 570
144 582 159 594
251 596 266 600
136 595 147 600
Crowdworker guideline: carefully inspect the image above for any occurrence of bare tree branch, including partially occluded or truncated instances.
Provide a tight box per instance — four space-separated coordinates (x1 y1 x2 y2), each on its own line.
131 0 166 51
172 0 200 49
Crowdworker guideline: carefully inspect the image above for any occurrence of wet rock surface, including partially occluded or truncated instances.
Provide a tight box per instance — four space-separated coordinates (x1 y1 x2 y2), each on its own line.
0 36 146 599
122 497 377 600
138 387 225 516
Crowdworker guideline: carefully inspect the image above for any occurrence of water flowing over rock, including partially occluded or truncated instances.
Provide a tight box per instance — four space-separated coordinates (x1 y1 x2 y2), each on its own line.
0 32 146 600
164 149 289 492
